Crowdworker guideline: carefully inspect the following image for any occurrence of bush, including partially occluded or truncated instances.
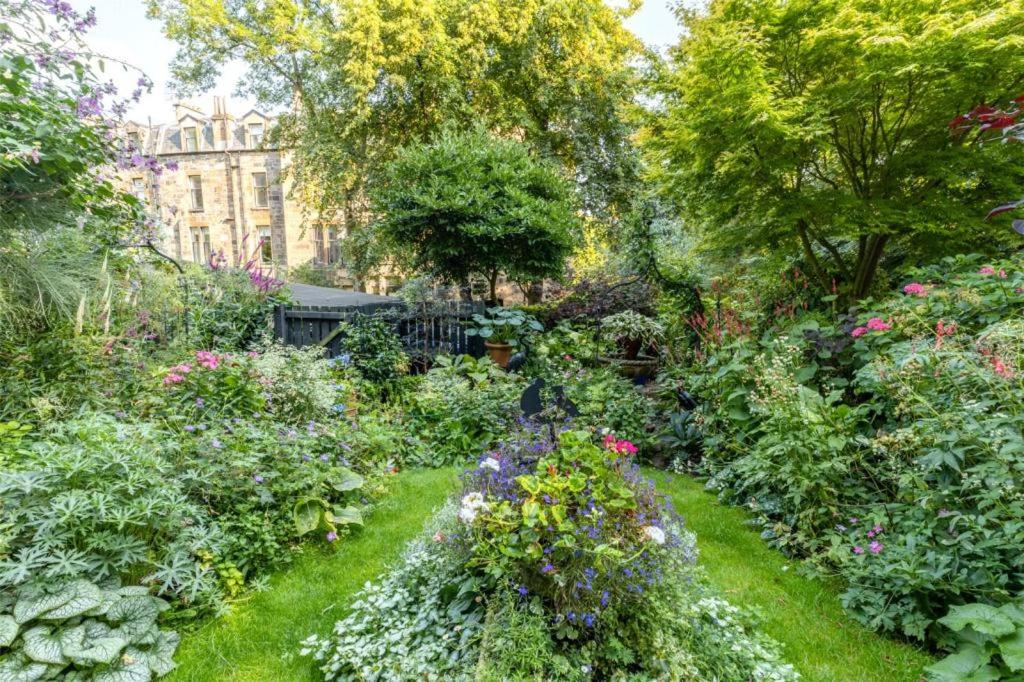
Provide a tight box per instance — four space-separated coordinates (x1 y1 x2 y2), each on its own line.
336 315 408 386
181 266 289 352
251 342 339 423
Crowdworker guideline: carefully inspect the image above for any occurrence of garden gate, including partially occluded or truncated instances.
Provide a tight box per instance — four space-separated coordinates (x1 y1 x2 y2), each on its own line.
272 300 487 365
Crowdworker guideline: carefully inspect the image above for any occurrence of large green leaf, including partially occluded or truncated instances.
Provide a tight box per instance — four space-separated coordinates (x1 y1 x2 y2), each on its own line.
0 655 50 681
21 626 67 665
940 604 1016 637
13 583 77 624
999 628 1024 672
330 468 364 493
328 506 363 527
127 629 179 676
293 497 325 536
38 580 102 620
0 614 18 647
925 645 999 682
106 596 160 641
91 657 152 682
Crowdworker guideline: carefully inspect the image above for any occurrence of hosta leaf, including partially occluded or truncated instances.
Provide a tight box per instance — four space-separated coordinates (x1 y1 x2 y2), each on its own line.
106 596 160 641
0 655 49 682
13 584 76 624
329 506 363 527
90 657 152 682
293 497 325 536
38 580 102 620
21 626 67 665
127 629 179 676
330 468 364 493
940 604 1016 637
0 614 18 647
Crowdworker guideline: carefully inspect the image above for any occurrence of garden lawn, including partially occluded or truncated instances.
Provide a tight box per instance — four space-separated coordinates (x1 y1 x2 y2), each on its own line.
652 471 934 682
168 467 461 682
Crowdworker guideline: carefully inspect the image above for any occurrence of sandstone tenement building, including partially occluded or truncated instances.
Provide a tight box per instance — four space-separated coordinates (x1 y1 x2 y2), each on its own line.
119 97 389 292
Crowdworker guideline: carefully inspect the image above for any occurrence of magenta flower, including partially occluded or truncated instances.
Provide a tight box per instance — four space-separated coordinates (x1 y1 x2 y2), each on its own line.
866 317 891 332
196 350 220 369
869 541 883 554
980 266 996 275
903 283 926 297
851 326 867 338
853 546 864 555
162 372 185 385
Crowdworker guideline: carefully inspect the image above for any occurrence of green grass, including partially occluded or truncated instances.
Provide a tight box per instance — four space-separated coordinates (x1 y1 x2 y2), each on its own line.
168 467 461 682
652 471 934 682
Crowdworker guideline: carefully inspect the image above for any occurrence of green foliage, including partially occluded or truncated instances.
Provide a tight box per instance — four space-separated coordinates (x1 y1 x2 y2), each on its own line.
404 356 526 466
466 307 544 347
335 315 409 386
251 342 340 424
370 130 579 301
600 310 665 350
0 578 178 681
150 351 265 421
643 0 1024 299
181 267 289 352
927 602 1024 681
563 367 656 452
682 253 1024 645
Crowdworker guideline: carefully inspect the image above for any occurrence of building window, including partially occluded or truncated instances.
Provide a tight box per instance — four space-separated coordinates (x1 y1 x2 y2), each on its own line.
313 227 325 264
258 226 273 264
191 227 211 264
248 122 264 148
126 131 140 149
183 126 199 152
188 175 204 211
252 172 269 208
328 225 340 264
131 177 146 198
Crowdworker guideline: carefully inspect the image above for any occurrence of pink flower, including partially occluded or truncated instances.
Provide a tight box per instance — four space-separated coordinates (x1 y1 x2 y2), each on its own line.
616 440 638 455
992 357 1015 379
851 326 867 338
866 317 891 332
162 373 185 386
852 546 864 555
603 434 617 450
999 269 1007 279
170 363 192 374
903 283 926 297
869 541 883 554
196 350 220 369
980 266 996 275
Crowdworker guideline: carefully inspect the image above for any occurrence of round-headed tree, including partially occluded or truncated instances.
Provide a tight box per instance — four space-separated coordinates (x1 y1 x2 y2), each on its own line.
370 129 579 302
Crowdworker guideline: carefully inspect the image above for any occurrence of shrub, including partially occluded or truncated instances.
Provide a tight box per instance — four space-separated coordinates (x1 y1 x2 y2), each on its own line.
181 266 289 352
150 350 265 422
251 342 339 424
336 315 408 386
549 277 656 324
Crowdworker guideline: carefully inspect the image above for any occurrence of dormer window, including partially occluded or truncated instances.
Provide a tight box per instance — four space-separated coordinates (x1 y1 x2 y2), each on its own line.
183 126 199 152
126 131 140 149
248 122 264 148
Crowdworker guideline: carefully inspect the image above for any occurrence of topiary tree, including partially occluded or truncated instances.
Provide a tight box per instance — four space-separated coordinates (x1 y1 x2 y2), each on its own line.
369 130 579 302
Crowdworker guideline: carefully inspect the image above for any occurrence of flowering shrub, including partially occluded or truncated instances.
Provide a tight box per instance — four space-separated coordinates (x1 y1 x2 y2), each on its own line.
153 350 264 421
303 429 798 680
682 253 1024 644
251 342 340 423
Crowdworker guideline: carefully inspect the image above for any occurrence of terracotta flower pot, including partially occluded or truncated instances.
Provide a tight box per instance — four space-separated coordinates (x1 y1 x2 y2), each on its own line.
484 341 514 368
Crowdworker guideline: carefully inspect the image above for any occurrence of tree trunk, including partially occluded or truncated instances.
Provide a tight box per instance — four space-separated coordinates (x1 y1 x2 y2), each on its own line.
525 281 544 305
488 269 499 305
851 234 888 300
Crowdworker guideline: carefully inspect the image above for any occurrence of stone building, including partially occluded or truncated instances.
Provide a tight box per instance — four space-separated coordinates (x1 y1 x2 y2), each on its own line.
119 97 390 292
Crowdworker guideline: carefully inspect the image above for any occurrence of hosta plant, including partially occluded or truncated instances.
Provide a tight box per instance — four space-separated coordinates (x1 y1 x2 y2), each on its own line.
0 578 177 681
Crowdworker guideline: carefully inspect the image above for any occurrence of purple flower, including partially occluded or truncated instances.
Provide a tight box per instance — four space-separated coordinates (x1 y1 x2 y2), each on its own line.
195 397 205 407
938 508 951 518
600 590 609 608
852 545 864 555
253 474 264 484
517 585 528 597
541 563 555 574
211 438 222 449
319 454 329 462
849 517 859 525
326 531 338 542
184 425 196 432
869 541 883 554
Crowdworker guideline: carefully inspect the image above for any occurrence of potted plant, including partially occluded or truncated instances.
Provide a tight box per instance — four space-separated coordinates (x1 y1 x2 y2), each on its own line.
599 311 665 379
466 307 543 368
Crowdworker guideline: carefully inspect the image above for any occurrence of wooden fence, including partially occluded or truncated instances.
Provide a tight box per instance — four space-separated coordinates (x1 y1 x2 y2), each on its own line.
272 300 487 363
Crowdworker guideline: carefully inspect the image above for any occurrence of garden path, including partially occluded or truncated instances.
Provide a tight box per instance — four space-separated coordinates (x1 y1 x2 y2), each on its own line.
653 472 935 682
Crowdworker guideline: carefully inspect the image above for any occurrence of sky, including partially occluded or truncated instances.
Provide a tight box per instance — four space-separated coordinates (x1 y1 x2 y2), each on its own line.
84 0 689 124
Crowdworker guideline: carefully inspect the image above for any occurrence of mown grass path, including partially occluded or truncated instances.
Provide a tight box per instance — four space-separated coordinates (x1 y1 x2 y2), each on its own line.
652 471 934 682
168 467 461 682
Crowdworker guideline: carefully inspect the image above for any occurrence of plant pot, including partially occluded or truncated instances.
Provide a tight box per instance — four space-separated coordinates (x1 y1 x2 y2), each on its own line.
620 338 643 360
598 354 659 381
484 341 514 368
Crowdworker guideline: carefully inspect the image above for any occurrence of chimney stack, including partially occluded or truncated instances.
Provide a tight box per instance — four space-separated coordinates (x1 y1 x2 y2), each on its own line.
210 96 233 150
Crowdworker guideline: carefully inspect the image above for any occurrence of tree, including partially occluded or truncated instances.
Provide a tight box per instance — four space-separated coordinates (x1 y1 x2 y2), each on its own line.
370 130 578 302
642 0 1024 300
148 0 645 283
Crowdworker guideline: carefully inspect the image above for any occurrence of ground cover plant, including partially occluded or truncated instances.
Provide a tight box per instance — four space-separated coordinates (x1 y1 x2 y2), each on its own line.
301 426 798 680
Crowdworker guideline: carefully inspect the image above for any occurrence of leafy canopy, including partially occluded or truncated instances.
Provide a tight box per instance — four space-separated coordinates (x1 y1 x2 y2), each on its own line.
642 0 1024 299
370 130 578 301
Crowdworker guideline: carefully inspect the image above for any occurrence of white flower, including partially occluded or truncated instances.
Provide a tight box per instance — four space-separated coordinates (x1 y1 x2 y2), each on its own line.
458 507 478 524
461 492 487 510
479 457 500 472
642 525 666 545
